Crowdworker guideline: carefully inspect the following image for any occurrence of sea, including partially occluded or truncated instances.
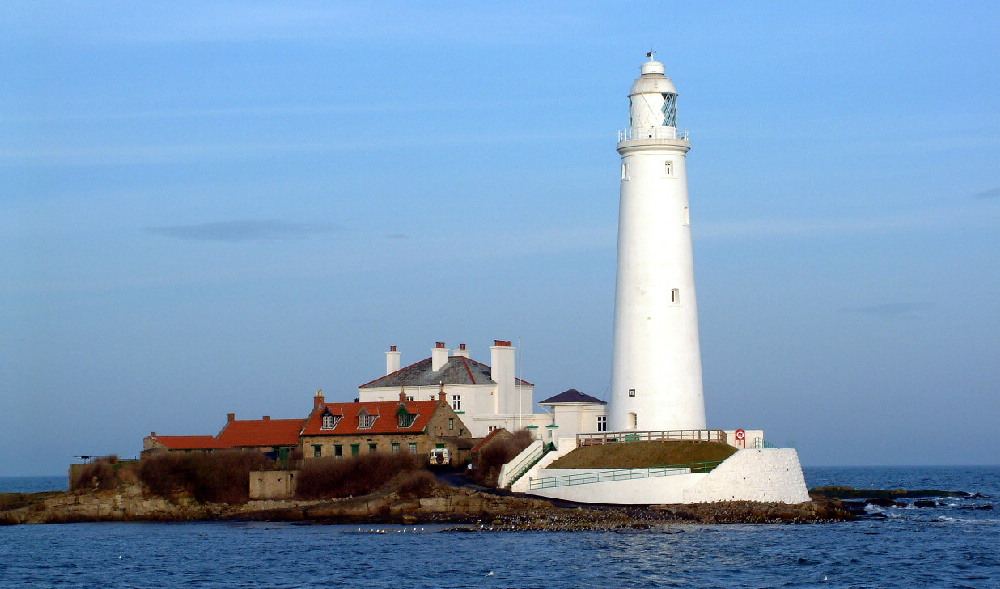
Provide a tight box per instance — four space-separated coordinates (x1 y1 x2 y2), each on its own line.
1 466 997 588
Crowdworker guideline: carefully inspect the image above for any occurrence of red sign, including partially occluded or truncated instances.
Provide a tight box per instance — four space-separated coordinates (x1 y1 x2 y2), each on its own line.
735 429 746 441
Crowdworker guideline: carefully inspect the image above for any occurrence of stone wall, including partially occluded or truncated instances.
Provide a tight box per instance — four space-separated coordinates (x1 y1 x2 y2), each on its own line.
682 448 810 503
250 470 297 500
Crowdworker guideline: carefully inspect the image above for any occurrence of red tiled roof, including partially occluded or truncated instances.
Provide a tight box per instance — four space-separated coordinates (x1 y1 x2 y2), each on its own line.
217 418 304 447
150 435 229 451
471 428 508 453
301 400 441 436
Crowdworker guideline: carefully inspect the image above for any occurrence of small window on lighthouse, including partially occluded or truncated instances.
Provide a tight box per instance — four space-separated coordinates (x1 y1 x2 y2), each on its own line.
628 388 635 398
621 163 629 180
664 160 674 177
671 288 680 304
628 413 638 429
683 206 690 226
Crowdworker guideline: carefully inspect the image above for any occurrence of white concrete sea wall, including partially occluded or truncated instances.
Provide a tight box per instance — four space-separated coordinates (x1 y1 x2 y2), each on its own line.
525 448 810 505
682 448 810 504
530 468 707 504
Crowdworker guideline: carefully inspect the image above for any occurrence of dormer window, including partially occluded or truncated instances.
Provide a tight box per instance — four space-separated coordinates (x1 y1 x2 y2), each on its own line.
321 412 341 430
358 408 377 430
397 406 417 428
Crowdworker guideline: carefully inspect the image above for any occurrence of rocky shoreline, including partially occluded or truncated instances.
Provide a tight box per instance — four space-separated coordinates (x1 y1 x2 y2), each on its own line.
1 484 852 529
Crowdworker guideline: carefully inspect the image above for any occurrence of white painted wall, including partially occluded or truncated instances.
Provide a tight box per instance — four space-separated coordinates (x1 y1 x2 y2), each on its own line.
682 449 810 503
510 437 578 493
609 58 706 433
525 448 810 505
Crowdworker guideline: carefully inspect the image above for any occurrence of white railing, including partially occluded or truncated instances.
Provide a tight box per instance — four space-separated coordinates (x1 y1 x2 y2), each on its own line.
618 127 689 142
577 429 727 446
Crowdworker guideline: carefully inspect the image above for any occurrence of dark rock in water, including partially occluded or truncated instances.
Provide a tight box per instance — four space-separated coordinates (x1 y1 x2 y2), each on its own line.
912 500 937 508
961 504 993 511
866 498 904 508
811 486 968 500
840 500 869 517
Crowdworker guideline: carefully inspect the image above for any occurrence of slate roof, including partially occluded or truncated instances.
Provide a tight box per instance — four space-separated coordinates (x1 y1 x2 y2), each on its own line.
359 356 533 388
538 389 606 405
301 400 441 436
217 418 304 447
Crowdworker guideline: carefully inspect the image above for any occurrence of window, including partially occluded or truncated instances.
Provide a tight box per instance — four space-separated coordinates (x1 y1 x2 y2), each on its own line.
664 160 674 176
597 416 607 432
408 442 418 454
358 409 377 429
628 412 637 429
451 395 461 411
406 395 414 401
628 388 636 398
671 288 680 304
350 444 360 456
391 442 400 453
448 417 455 431
312 444 322 458
548 429 554 439
683 206 690 226
321 413 341 430
488 425 498 432
334 444 343 457
397 407 416 428
368 443 377 453
621 163 628 180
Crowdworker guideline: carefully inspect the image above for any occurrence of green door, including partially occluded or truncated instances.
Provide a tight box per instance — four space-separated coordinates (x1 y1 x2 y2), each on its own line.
350 444 360 456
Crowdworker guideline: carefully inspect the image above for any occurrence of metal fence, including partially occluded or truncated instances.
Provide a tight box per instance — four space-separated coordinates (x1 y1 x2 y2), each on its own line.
577 429 728 446
528 460 724 491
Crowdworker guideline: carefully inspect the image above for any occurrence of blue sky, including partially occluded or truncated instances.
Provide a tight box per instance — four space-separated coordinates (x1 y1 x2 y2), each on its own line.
3 2 998 475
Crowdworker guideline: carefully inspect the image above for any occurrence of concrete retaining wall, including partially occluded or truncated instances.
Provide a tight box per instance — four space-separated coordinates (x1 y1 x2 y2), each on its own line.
682 448 809 503
525 448 809 505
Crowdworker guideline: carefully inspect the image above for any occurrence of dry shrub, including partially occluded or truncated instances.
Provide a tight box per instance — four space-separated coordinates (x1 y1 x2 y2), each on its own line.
296 452 425 499
70 458 117 491
395 469 437 499
139 450 271 504
474 429 535 487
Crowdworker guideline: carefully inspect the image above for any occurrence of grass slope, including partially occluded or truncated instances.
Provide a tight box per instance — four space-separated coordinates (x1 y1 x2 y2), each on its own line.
548 441 737 470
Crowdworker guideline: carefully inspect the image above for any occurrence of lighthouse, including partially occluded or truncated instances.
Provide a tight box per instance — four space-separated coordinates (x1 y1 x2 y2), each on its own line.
608 54 706 432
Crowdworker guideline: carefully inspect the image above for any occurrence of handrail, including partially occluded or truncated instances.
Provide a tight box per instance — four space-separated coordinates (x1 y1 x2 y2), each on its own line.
528 460 724 491
577 429 728 446
500 441 548 488
618 127 690 142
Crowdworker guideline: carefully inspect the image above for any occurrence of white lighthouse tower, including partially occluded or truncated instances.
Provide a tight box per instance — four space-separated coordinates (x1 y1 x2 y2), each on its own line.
608 54 706 432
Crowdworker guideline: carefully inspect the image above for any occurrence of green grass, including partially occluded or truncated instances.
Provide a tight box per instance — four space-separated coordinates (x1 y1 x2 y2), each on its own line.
548 440 737 470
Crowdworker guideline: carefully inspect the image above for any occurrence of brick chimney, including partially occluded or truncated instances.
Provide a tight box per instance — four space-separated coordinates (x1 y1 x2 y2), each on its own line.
431 341 449 371
227 413 236 423
438 384 447 407
399 387 407 403
313 389 325 410
386 345 401 375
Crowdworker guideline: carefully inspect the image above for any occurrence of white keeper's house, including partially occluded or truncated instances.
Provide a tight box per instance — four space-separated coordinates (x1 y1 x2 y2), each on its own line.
357 340 606 441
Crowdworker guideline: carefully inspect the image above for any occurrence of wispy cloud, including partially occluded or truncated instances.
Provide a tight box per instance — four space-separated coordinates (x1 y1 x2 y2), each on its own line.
973 187 1000 199
145 220 340 242
838 303 927 318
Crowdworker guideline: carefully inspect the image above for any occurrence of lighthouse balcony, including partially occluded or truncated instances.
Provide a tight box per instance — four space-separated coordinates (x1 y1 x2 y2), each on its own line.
618 127 690 142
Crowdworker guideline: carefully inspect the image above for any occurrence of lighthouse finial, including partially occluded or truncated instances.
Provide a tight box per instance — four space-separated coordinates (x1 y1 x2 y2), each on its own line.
646 50 656 60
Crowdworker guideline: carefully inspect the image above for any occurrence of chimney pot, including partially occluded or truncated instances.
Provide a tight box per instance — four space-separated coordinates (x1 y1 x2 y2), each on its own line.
435 341 446 348
459 343 466 350
390 345 397 351
150 431 156 437
227 413 235 422
494 339 511 347
262 416 270 421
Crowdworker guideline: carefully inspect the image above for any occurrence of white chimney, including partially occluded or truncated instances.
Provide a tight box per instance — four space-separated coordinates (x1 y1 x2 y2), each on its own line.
386 345 401 375
452 343 470 358
431 341 449 372
490 340 516 414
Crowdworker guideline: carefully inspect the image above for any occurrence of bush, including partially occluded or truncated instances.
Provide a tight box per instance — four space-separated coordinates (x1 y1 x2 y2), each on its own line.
395 469 437 499
296 452 425 499
474 429 535 487
70 458 117 491
138 450 271 504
